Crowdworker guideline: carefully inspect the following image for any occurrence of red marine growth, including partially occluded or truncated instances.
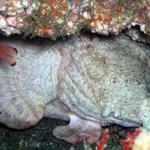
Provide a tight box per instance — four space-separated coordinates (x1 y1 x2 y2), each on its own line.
120 128 141 150
0 44 17 66
97 129 109 150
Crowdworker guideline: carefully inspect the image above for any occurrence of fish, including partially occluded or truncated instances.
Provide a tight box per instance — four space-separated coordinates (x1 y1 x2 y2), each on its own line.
0 33 149 144
0 44 17 66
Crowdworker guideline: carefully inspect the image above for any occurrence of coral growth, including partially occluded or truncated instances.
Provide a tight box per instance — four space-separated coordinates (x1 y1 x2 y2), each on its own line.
0 0 150 38
120 128 141 150
97 129 109 150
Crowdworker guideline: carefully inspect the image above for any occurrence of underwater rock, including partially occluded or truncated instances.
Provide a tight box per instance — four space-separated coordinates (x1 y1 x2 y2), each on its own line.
0 0 150 38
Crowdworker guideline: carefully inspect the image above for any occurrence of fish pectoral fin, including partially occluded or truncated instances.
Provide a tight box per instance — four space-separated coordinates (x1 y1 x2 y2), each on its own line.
0 44 17 66
53 113 101 144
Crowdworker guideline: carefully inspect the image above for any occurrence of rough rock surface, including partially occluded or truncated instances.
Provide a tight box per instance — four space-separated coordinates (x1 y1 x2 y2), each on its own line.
0 0 150 38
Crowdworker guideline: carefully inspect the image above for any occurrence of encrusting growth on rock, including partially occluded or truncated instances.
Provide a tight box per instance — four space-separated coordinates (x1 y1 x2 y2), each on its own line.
0 0 150 38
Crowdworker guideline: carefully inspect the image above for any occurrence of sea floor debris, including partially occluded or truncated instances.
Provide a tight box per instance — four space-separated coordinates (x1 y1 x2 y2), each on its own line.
0 118 136 150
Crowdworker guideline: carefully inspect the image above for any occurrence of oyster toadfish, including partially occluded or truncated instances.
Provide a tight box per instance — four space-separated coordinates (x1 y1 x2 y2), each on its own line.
0 33 149 144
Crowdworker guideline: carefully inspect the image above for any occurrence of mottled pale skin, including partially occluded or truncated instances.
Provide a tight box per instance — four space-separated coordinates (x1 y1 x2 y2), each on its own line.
0 34 149 144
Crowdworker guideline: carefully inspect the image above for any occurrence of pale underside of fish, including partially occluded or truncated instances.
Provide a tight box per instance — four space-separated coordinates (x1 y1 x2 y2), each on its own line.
0 34 149 144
